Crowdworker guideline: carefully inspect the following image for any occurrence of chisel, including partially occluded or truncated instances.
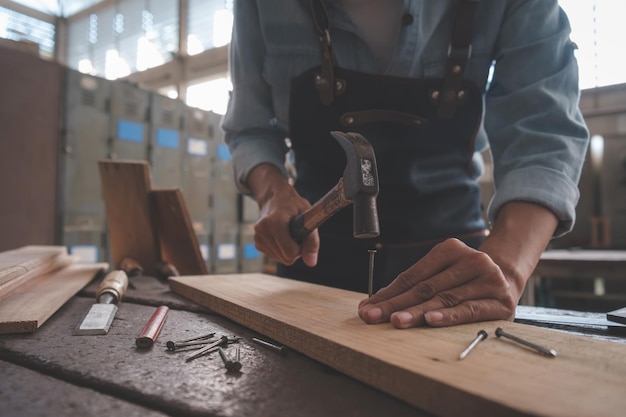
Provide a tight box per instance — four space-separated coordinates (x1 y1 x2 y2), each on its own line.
75 270 129 335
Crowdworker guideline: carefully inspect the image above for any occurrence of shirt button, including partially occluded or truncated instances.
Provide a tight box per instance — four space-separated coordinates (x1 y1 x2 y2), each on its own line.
401 13 414 26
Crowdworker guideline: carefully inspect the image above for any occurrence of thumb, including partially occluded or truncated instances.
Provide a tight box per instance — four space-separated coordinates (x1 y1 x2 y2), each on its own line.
300 231 320 267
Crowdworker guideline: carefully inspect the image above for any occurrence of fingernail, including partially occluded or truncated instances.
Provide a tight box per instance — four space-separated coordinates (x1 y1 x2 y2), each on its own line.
425 311 443 324
365 307 382 322
393 311 413 327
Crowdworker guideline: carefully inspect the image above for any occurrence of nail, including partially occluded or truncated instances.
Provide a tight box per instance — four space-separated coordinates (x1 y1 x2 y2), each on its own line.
167 338 219 351
166 332 217 351
368 249 376 298
252 337 288 356
185 336 229 362
169 332 216 344
218 346 242 372
495 327 557 358
458 330 488 360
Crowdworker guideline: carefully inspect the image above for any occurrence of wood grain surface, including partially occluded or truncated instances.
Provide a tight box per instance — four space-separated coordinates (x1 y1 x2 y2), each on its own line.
151 188 207 276
0 262 108 334
98 160 161 275
170 273 626 417
0 246 68 300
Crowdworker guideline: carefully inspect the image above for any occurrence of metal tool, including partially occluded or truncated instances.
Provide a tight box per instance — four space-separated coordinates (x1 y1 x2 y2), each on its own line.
495 327 557 358
367 249 376 297
167 338 217 351
289 131 380 242
218 346 242 372
252 337 288 356
185 335 229 362
75 270 129 335
136 305 169 349
458 330 488 360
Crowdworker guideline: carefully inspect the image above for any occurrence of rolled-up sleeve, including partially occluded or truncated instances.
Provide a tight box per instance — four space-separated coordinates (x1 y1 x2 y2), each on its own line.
485 1 590 236
222 0 289 195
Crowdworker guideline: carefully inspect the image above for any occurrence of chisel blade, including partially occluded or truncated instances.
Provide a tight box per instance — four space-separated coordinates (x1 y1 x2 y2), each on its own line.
74 303 118 335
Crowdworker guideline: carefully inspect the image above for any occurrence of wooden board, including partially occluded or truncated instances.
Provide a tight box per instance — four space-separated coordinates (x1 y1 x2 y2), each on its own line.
98 160 161 275
151 189 208 276
170 273 626 417
0 246 69 301
0 263 108 334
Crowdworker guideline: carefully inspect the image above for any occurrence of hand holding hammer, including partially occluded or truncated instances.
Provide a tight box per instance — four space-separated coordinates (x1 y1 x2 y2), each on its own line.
289 131 380 242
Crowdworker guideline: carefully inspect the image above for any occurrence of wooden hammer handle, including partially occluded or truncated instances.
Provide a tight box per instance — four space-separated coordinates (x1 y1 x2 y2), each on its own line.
289 178 352 243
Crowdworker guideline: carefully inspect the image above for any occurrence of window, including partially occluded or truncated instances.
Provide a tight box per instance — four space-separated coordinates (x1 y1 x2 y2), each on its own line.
560 0 626 89
186 77 232 115
0 6 55 58
187 0 233 55
67 0 178 79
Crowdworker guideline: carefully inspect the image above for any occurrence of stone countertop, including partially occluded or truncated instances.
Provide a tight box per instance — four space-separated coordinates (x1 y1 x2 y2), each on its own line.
2 275 625 417
0 292 427 417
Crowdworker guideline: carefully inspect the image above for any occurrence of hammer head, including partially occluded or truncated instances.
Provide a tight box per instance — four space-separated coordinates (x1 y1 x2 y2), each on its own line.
330 131 380 238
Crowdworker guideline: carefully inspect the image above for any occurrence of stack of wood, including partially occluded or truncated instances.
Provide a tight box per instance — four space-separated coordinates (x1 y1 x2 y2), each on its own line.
0 246 107 334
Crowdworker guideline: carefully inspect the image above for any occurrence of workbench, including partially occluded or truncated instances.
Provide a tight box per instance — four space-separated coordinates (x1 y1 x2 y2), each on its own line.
526 249 626 309
1 276 624 417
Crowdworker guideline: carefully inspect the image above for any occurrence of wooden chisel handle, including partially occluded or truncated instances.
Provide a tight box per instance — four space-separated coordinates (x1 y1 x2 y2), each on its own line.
96 270 129 304
289 178 351 243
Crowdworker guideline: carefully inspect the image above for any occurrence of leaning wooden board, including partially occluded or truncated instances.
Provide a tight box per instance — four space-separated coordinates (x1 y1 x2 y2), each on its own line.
170 273 626 417
0 262 108 334
99 160 161 275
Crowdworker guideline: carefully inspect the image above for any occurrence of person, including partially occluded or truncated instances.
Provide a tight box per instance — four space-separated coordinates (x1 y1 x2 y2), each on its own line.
222 0 590 329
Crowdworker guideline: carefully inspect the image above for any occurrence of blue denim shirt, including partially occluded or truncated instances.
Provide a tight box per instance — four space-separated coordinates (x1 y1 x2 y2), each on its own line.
222 0 590 236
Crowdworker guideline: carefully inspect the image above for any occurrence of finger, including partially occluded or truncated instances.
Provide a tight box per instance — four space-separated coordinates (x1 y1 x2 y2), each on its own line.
387 279 515 329
422 298 516 328
360 271 508 326
359 255 496 323
366 239 470 305
299 230 320 267
254 222 300 265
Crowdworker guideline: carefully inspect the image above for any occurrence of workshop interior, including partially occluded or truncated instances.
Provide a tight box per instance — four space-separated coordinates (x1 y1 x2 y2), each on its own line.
1 1 625 417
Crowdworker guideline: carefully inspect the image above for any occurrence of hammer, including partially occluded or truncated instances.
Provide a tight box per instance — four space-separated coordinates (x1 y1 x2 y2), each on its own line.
289 131 380 242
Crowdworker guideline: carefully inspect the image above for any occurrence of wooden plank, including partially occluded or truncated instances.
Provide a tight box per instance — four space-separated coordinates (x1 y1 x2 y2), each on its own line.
170 273 626 417
0 246 70 301
0 246 67 285
98 160 161 275
151 189 207 276
0 263 108 334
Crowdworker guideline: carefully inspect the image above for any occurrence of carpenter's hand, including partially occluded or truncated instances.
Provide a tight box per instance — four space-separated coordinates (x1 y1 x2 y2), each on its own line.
357 238 520 328
248 164 320 267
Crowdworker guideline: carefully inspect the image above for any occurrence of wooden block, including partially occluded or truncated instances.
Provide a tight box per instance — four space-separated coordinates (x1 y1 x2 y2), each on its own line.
0 246 69 301
170 273 626 417
0 263 108 334
98 160 161 275
151 189 208 276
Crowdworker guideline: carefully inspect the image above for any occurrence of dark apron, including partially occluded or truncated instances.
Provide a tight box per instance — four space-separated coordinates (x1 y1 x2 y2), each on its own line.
278 0 487 292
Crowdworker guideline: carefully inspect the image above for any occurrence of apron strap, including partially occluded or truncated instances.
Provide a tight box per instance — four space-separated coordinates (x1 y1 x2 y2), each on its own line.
311 0 337 105
311 0 479 113
438 0 480 119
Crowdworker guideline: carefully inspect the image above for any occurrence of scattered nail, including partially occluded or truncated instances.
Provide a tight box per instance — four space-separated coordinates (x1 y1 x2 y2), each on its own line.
495 327 557 358
458 330 488 360
252 337 288 356
218 346 242 372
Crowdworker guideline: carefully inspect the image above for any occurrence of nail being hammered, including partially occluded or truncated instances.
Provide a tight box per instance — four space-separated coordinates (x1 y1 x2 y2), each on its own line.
368 249 376 297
